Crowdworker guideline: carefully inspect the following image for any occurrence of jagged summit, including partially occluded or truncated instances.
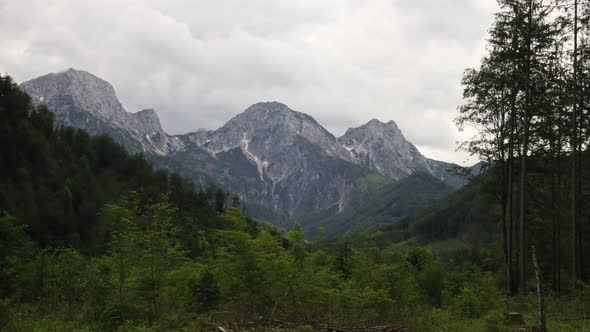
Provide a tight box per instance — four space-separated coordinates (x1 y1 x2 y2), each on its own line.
61 68 97 77
337 118 465 186
240 101 328 132
136 108 158 116
245 101 290 112
238 101 301 121
20 69 181 155
20 68 124 120
204 101 347 158
339 118 432 180
20 68 468 222
365 118 398 127
132 108 162 130
344 118 401 138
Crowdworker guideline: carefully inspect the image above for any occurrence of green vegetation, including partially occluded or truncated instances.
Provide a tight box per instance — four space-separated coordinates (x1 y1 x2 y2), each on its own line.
455 0 590 301
376 171 499 245
304 173 452 239
3 201 590 331
2 0 590 330
2 74 590 332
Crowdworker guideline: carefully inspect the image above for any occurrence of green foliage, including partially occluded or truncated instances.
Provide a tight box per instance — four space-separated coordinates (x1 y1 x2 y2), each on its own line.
221 206 248 230
377 172 500 245
2 74 590 331
287 222 306 264
0 75 221 253
304 173 453 238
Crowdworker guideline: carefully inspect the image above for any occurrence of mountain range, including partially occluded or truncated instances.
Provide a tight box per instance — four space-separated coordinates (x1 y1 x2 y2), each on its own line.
20 68 473 232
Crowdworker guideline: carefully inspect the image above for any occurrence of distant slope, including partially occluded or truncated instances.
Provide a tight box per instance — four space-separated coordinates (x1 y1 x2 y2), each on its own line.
20 69 473 234
374 171 499 245
338 119 469 188
157 133 392 222
0 75 216 251
303 172 454 238
19 69 183 155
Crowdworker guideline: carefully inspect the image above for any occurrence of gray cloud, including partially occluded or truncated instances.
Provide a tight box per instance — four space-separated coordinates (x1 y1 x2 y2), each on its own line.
0 0 498 164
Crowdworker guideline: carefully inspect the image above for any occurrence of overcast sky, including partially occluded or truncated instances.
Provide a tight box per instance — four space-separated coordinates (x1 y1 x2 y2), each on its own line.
0 0 499 164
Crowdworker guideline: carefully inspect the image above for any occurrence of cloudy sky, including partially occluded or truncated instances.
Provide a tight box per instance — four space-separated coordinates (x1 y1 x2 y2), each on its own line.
0 0 499 164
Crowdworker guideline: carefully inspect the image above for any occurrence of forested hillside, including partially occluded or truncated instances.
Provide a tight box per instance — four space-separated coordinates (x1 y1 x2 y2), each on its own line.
0 75 516 331
375 171 500 245
303 172 454 238
454 0 590 299
2 67 590 330
0 75 229 253
2 0 590 330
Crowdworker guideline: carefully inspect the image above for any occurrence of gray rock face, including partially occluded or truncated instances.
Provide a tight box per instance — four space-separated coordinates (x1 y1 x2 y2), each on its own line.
339 119 426 179
19 69 469 223
172 102 375 216
21 68 125 120
176 128 211 146
339 119 465 187
20 68 182 155
199 102 353 183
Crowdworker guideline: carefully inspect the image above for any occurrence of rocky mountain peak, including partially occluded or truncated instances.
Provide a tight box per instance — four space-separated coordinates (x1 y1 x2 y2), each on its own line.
366 118 398 127
340 118 405 146
20 69 182 155
20 68 468 222
236 101 325 132
366 118 385 125
204 102 349 160
349 118 401 139
20 68 124 120
339 119 428 179
244 101 291 114
176 102 356 212
132 108 162 132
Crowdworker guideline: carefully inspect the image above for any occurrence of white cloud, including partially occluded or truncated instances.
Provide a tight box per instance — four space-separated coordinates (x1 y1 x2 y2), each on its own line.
0 0 498 164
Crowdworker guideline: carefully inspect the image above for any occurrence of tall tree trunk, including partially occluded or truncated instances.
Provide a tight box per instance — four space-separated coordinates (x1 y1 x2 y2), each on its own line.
551 149 559 293
499 97 511 295
577 54 585 281
502 160 510 294
557 94 563 294
508 10 520 293
519 120 529 292
572 0 582 284
515 140 522 292
532 245 547 332
507 90 518 294
506 154 514 294
519 0 533 293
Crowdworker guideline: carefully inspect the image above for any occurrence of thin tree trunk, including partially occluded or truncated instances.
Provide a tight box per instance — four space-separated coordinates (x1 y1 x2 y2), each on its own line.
552 149 558 291
519 0 533 293
577 57 585 282
556 64 565 295
572 0 582 285
507 129 516 294
515 144 522 292
499 103 510 295
508 3 520 294
506 157 514 294
519 121 529 292
557 105 563 295
532 245 547 332
502 160 510 294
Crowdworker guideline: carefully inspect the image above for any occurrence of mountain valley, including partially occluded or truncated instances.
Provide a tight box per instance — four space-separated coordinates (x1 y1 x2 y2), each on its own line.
20 68 472 232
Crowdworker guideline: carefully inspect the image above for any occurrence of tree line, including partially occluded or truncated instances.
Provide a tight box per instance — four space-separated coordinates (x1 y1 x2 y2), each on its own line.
456 0 590 295
0 74 543 330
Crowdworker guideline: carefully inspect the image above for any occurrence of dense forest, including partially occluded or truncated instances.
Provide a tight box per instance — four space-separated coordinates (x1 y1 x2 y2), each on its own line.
455 0 590 298
1 0 590 331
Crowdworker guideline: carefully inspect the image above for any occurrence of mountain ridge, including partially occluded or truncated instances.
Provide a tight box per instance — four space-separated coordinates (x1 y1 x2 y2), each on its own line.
20 69 183 155
19 68 472 227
